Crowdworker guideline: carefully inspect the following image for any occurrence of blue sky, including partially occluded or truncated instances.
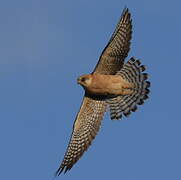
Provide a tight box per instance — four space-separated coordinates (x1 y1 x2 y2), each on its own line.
0 0 181 179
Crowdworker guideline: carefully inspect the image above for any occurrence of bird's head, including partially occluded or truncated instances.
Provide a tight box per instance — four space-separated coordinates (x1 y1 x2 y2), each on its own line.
77 74 92 89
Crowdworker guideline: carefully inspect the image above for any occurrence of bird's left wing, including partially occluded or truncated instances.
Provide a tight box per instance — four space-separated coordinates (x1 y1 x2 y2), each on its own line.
93 8 132 75
56 95 106 175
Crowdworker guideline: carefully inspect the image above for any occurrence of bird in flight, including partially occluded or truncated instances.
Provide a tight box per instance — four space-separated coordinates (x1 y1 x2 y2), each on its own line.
56 8 150 175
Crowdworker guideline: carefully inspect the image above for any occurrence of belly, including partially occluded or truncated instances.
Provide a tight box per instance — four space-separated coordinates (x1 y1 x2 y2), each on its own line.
87 74 134 95
87 86 123 95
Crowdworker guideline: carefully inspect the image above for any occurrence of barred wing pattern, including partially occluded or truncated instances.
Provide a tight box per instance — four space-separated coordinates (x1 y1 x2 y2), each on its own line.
56 96 106 175
93 8 132 75
107 58 150 120
56 8 133 175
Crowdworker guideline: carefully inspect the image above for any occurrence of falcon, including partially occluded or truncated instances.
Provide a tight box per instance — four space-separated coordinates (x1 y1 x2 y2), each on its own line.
56 8 150 175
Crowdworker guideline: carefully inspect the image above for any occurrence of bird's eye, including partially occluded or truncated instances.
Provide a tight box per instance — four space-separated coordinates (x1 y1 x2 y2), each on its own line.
81 77 86 82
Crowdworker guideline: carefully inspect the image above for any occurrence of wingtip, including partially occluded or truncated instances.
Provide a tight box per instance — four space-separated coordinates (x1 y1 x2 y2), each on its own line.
55 164 73 176
122 6 130 15
55 166 65 176
123 5 129 11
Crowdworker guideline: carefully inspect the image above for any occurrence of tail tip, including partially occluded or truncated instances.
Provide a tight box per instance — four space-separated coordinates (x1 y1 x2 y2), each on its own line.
146 81 151 88
140 65 146 72
142 73 149 80
135 60 141 66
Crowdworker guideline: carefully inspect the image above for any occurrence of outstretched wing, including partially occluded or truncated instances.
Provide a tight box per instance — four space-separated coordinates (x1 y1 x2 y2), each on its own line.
56 8 132 175
93 8 132 75
56 95 106 175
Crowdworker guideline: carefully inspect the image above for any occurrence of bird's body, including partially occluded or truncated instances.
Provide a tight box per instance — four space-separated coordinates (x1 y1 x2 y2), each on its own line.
56 8 150 175
78 74 135 96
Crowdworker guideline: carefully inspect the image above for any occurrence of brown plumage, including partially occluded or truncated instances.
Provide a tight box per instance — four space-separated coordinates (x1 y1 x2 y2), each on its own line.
77 74 135 95
56 8 150 175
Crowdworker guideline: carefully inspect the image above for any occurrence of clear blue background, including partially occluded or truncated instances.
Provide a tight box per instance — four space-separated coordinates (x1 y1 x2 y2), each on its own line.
0 0 180 179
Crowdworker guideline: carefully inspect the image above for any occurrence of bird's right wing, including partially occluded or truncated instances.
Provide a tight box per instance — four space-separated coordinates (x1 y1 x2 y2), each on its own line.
93 8 132 75
56 95 106 175
56 8 132 175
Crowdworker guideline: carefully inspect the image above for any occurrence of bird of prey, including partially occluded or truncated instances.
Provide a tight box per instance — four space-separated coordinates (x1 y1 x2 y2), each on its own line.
56 8 150 175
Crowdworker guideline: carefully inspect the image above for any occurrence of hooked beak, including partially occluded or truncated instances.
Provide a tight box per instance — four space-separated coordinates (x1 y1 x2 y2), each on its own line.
77 77 81 84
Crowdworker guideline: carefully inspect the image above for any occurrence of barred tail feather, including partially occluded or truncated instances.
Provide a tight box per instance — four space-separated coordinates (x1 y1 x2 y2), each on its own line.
107 57 150 120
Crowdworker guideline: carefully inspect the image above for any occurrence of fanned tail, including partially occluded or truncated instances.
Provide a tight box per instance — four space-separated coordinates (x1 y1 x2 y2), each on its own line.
107 57 150 120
